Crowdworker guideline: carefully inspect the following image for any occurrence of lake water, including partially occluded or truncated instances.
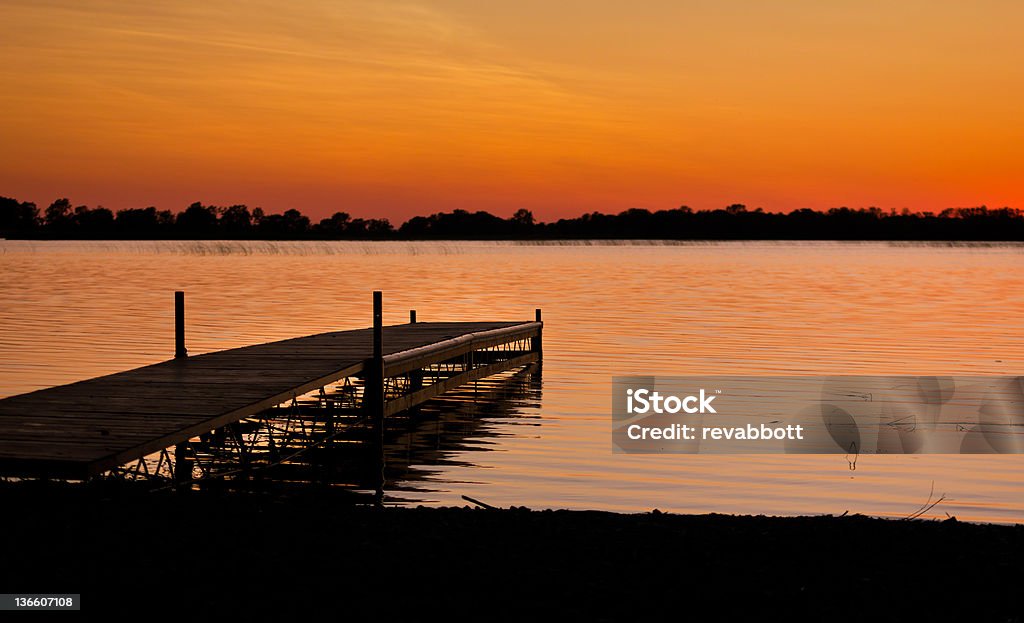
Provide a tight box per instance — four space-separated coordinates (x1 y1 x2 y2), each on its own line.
1 240 1022 523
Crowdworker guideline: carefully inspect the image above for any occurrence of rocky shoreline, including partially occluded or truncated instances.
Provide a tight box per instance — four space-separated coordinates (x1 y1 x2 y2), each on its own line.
3 482 1022 621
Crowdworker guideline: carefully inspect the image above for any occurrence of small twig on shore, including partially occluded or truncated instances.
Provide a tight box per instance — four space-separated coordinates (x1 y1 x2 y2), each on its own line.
462 495 498 510
904 481 947 520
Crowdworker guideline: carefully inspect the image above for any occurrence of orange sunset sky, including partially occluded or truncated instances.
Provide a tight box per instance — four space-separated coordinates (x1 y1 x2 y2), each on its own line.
1 1 1022 222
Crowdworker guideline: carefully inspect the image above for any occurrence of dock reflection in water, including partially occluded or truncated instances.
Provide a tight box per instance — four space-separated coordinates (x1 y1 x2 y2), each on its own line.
271 365 543 500
161 364 544 501
383 365 542 500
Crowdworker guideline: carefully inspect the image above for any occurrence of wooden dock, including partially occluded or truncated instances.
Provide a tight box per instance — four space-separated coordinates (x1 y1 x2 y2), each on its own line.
0 292 542 481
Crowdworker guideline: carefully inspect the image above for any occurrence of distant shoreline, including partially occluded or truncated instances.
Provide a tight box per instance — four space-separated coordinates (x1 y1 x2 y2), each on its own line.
3 196 1023 241
5 237 1024 244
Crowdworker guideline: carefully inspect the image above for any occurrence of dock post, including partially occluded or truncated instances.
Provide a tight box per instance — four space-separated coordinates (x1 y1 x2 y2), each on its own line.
174 443 190 491
174 291 187 359
324 394 334 439
407 310 423 413
371 291 385 503
532 308 543 359
322 395 334 483
372 291 384 410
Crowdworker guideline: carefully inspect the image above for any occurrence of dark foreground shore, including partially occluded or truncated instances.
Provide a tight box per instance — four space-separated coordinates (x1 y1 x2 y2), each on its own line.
3 482 1022 621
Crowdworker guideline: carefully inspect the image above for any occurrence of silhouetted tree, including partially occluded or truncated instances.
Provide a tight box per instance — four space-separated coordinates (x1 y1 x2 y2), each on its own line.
316 211 352 237
73 206 114 237
282 209 310 235
176 202 219 237
114 207 173 238
509 209 535 236
398 209 511 238
44 198 74 232
366 218 393 238
219 204 253 237
0 196 39 235
256 208 310 238
511 209 534 227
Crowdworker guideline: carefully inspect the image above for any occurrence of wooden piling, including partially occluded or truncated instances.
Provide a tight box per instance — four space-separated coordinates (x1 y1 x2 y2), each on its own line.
175 291 187 359
174 443 190 490
532 308 543 358
371 291 385 502
372 291 384 405
408 310 423 406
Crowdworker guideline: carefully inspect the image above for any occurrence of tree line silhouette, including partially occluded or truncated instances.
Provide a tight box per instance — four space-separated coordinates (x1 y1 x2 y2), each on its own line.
1 196 1022 240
